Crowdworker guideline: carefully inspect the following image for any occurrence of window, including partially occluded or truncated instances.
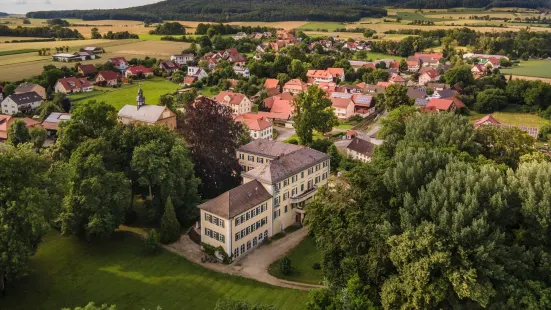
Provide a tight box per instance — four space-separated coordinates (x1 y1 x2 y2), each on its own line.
236 231 241 241
323 161 327 168
241 244 246 254
252 209 257 217
257 157 264 163
283 179 289 187
285 205 288 213
308 180 313 189
253 237 258 246
283 191 289 200
219 234 225 243
247 241 252 250
248 155 254 162
234 248 239 258
301 184 304 192
273 209 280 219
322 172 327 180
261 217 267 226
301 172 304 178
235 217 241 226
247 226 251 234
274 196 280 206
239 153 244 159
308 167 314 175
292 187 297 196
246 212 250 220
259 232 264 240
205 214 211 221
264 231 268 239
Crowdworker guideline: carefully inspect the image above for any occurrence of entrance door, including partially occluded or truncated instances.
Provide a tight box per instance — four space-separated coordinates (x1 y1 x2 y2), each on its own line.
296 214 301 223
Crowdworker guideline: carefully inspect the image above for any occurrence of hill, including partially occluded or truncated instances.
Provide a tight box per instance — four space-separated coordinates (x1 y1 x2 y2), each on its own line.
26 0 387 23
0 12 9 17
360 0 549 9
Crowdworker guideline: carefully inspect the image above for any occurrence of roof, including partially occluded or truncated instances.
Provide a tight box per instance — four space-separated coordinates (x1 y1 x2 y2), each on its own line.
215 91 247 105
407 87 427 99
351 94 373 106
57 77 92 91
426 98 465 111
283 79 307 91
414 52 443 60
347 137 375 156
435 88 457 99
160 61 179 70
327 68 344 78
389 74 405 83
307 70 333 79
97 71 121 81
331 97 353 109
257 111 291 120
126 65 153 75
243 147 330 184
78 64 97 75
475 115 501 127
5 91 42 105
198 180 272 219
243 118 272 131
238 140 303 158
14 82 42 94
264 78 279 89
183 76 197 85
42 112 71 131
118 104 169 123
377 82 390 87
270 96 294 115
0 115 40 139
109 57 128 66
421 68 440 79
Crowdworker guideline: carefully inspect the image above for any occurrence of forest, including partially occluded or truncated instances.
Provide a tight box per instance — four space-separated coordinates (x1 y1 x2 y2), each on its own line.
0 25 83 39
26 0 387 22
360 0 549 9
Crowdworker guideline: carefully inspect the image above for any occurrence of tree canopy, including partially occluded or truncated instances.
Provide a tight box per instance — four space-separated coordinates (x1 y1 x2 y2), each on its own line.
292 85 338 145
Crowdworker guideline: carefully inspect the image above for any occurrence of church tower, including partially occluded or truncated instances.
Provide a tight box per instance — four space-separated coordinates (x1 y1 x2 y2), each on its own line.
136 87 145 109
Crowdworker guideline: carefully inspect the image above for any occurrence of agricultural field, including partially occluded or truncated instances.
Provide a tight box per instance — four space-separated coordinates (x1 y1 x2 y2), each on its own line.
299 22 347 31
0 231 307 310
0 40 190 82
70 78 180 110
500 60 551 79
268 236 324 285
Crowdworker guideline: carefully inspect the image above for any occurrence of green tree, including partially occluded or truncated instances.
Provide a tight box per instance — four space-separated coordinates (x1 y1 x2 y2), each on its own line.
475 125 535 168
0 144 50 293
7 119 31 146
63 302 117 310
171 71 185 84
160 197 180 244
292 85 338 145
474 88 508 113
399 59 408 72
29 125 47 150
327 144 342 173
280 256 292 275
443 64 474 87
381 84 413 111
288 59 309 80
61 139 130 240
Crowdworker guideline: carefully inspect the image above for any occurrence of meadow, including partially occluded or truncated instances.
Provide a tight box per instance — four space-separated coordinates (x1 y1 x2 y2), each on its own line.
468 104 551 128
70 78 181 110
268 236 324 285
500 60 551 79
0 231 307 310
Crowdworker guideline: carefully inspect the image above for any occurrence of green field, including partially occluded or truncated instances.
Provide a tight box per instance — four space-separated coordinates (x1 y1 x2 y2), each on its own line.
268 236 324 285
0 48 38 56
298 22 347 31
359 52 403 61
468 104 551 128
0 231 307 310
70 78 180 110
501 60 551 79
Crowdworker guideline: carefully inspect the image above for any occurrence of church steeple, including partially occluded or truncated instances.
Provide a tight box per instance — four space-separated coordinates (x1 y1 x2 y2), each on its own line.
136 87 145 109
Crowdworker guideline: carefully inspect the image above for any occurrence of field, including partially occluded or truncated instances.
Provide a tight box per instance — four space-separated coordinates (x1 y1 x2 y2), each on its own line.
501 60 551 79
0 231 307 310
0 48 38 56
299 22 347 31
268 236 324 285
70 78 180 110
0 40 190 82
469 104 551 128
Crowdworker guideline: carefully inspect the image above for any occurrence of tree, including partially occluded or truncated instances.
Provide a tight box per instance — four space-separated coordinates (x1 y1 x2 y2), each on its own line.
172 71 185 84
280 256 292 275
179 97 243 198
443 64 474 87
0 144 50 293
7 119 31 146
29 125 47 150
399 59 408 72
381 84 413 111
39 99 64 121
475 125 535 168
143 229 160 254
327 144 342 173
63 302 117 310
474 88 507 113
292 85 338 145
160 197 180 244
61 138 130 240
288 59 308 80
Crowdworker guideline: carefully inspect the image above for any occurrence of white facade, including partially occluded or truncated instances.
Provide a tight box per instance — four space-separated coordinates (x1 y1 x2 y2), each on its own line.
187 67 208 80
1 96 42 115
170 54 195 65
250 125 273 140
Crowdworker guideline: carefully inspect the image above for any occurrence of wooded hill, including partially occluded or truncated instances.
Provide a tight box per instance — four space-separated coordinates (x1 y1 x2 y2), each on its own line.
361 0 549 9
26 0 387 22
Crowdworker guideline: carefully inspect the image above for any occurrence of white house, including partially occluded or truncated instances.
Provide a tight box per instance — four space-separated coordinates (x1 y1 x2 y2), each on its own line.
1 92 43 115
215 91 252 115
170 54 195 65
346 137 375 163
235 114 273 140
109 57 129 72
418 68 440 86
187 66 208 80
233 65 250 78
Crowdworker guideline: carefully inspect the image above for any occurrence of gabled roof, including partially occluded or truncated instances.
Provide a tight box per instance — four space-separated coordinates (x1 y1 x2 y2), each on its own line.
351 94 373 106
238 140 303 158
475 115 501 127
264 78 279 89
6 92 42 105
243 147 330 184
414 52 443 60
14 82 43 94
57 77 92 91
283 79 307 91
126 65 153 75
159 61 180 70
420 68 440 79
389 73 405 83
198 180 272 219
426 98 465 111
118 105 170 123
42 112 71 131
327 68 345 78
109 57 128 66
97 71 121 81
435 88 457 99
307 70 333 79
347 137 375 156
0 115 40 139
407 87 427 99
331 97 353 109
215 91 247 105
78 64 97 75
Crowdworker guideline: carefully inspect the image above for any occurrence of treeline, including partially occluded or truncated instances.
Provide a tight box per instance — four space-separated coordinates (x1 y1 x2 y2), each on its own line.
149 22 186 35
0 25 83 39
0 12 8 17
26 0 387 22
46 18 69 27
102 31 139 39
195 23 275 36
357 0 549 9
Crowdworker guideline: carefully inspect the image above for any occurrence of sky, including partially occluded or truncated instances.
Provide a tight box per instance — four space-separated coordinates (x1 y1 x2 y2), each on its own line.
0 0 162 14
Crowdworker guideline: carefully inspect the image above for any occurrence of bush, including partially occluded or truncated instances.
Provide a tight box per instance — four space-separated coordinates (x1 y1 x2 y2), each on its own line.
312 262 321 270
286 137 299 144
280 256 292 275
143 229 160 254
538 125 551 141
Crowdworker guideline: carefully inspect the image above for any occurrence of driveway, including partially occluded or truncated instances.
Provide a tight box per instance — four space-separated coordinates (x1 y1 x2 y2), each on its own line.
275 126 296 141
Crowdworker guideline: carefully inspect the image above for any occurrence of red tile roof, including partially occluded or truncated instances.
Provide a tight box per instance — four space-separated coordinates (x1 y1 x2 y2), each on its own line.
414 53 444 60
126 65 153 75
57 77 92 91
327 68 345 79
421 68 440 79
307 70 332 79
331 97 352 109
283 79 308 92
97 71 121 81
215 91 248 105
109 57 128 67
426 98 465 111
475 115 501 127
78 64 97 75
264 78 279 89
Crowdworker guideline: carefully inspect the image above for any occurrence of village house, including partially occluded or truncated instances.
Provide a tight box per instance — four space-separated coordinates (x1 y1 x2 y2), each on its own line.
170 54 195 65
55 77 94 94
234 114 273 140
282 79 308 94
346 137 375 163
0 114 41 141
109 57 129 72
233 65 250 78
389 73 406 85
331 97 355 119
425 97 466 113
77 64 97 77
187 66 208 81
52 53 81 62
471 64 489 75
41 112 71 137
407 60 420 72
159 61 180 73
95 71 122 86
125 66 154 78
73 51 96 61
237 140 302 172
264 78 280 93
117 88 177 129
1 92 43 115
306 68 345 84
83 47 103 54
233 32 248 40
418 68 441 85
222 48 247 65
14 83 46 100
215 91 252 115
261 92 294 116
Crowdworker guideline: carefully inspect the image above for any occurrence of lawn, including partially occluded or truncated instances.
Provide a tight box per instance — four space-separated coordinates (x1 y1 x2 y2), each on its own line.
468 105 551 128
268 236 324 285
199 86 221 98
299 22 347 31
70 78 180 110
500 60 551 79
354 52 403 61
0 231 307 310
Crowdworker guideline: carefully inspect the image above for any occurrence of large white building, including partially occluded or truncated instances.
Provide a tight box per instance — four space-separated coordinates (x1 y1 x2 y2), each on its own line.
1 92 43 115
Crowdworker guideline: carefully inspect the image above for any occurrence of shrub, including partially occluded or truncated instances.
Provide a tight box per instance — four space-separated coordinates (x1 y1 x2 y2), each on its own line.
143 229 160 254
280 256 292 275
160 197 180 244
312 262 321 270
286 137 299 144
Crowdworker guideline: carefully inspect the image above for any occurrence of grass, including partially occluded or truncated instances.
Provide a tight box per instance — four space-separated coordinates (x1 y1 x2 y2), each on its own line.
0 48 38 56
500 60 551 79
70 78 180 110
268 236 323 285
0 231 307 310
200 86 221 98
468 104 551 128
356 52 403 61
298 22 346 31
284 131 324 143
